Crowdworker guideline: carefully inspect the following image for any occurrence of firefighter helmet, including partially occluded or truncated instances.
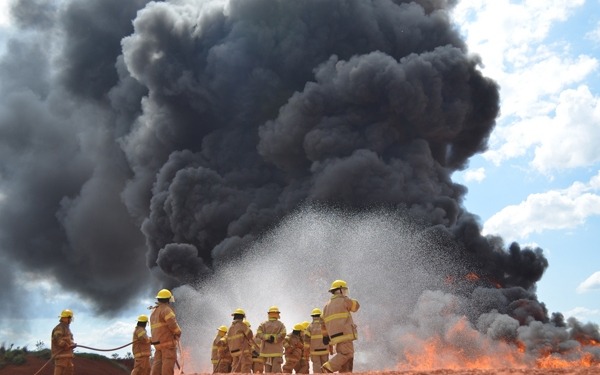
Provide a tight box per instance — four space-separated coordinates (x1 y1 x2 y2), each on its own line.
156 289 172 299
59 309 74 318
137 314 148 322
311 308 322 316
328 279 348 292
218 325 228 333
302 321 310 330
293 323 304 331
268 306 280 313
231 308 246 316
244 319 251 327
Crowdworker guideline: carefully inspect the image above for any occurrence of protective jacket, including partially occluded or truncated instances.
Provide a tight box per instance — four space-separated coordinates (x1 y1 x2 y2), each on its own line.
150 302 182 350
306 319 329 356
132 326 152 358
51 322 75 359
257 318 286 358
282 332 304 373
227 319 253 356
321 295 360 344
212 333 223 365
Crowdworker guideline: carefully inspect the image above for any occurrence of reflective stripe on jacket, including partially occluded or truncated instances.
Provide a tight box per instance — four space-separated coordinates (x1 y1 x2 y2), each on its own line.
51 322 74 359
321 294 360 344
150 303 182 349
132 326 151 358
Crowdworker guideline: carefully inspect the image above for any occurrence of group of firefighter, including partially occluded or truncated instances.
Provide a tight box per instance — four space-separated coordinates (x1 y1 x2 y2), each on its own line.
50 279 359 375
211 279 360 374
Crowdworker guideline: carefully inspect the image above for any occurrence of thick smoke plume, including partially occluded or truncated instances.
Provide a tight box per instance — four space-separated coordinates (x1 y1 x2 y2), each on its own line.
2 0 592 369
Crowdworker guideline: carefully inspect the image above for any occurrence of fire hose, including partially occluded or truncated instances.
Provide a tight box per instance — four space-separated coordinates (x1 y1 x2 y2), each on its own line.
33 341 134 375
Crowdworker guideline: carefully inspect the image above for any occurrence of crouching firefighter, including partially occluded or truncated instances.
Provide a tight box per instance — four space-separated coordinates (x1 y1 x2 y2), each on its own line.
320 280 360 373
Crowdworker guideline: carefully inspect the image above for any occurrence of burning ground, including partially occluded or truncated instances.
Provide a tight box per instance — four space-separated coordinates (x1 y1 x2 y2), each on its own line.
0 0 599 373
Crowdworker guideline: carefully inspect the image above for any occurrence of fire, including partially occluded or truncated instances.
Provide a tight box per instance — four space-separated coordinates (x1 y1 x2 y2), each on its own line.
465 272 480 281
537 352 596 369
396 316 600 370
397 317 526 371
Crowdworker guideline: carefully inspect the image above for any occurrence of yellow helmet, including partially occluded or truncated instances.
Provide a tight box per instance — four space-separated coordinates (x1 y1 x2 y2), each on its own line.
156 289 173 299
268 306 280 314
244 319 251 327
311 308 322 316
137 314 149 322
218 325 228 333
59 309 74 318
293 323 305 331
302 321 310 330
231 308 246 316
329 279 348 292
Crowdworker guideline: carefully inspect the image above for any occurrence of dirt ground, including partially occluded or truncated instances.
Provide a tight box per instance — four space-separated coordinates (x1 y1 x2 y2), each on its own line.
0 355 133 375
3 356 599 375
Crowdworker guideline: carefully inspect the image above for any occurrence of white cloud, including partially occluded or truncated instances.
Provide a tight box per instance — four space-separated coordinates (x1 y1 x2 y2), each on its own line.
485 85 600 171
453 0 600 172
563 306 600 321
463 167 486 183
576 271 600 293
0 0 13 28
483 170 600 240
585 20 600 43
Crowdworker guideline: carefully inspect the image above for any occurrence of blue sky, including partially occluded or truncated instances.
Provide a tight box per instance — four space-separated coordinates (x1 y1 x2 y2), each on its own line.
1 0 600 368
452 0 600 323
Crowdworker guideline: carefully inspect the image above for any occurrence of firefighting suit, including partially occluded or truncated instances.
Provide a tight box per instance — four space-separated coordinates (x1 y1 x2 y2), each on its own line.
217 336 233 373
132 325 152 375
321 294 360 373
150 303 182 375
257 318 286 372
52 321 75 375
227 319 253 373
306 318 329 373
252 335 265 373
282 332 304 373
212 329 227 372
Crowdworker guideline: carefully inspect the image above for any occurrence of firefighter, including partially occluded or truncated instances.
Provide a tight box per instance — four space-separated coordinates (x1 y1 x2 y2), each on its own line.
132 314 152 375
51 309 77 375
245 320 264 373
294 321 310 374
257 306 286 373
306 308 329 373
216 331 233 373
150 289 182 375
320 280 360 373
212 326 228 373
282 323 305 373
227 308 253 373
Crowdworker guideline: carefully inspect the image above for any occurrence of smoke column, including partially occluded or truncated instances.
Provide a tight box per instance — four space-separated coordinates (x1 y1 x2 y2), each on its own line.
2 0 596 370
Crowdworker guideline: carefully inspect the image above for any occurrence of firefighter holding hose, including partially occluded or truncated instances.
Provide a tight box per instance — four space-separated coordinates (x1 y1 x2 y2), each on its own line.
150 289 182 375
132 314 152 375
51 309 77 375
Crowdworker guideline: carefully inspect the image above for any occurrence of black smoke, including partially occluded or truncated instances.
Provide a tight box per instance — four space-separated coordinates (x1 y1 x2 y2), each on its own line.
0 0 548 325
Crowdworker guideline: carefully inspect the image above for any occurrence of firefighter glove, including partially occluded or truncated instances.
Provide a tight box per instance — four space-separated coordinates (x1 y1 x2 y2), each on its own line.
252 350 259 357
267 335 275 343
323 336 330 345
70 343 77 349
